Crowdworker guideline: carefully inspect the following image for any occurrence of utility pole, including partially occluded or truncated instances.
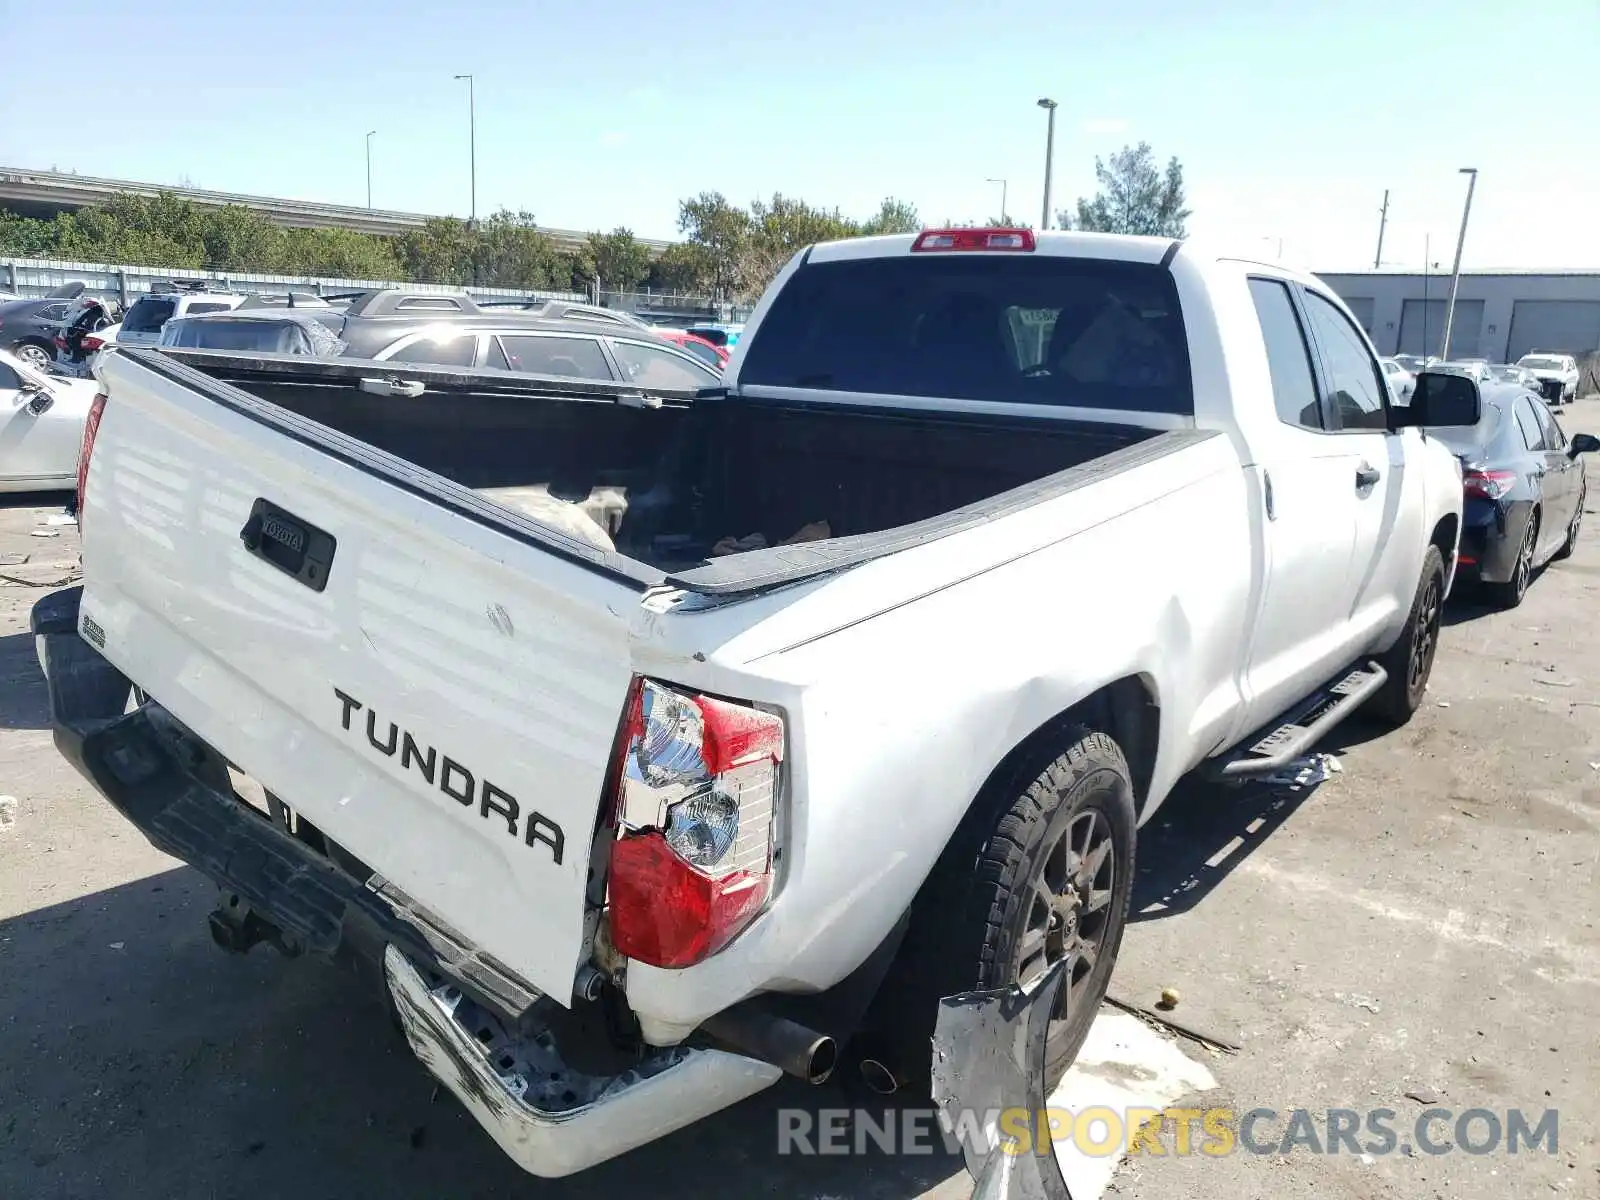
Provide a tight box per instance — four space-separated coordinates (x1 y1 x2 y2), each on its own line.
986 177 1008 223
1037 98 1058 231
1422 234 1431 360
365 130 376 210
1374 189 1389 268
1439 168 1478 361
453 74 477 226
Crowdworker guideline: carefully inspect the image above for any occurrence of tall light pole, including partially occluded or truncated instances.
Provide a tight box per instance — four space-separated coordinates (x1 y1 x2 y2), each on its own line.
1374 188 1389 268
453 73 477 227
1439 168 1477 361
365 130 376 210
986 177 1008 222
1037 98 1058 231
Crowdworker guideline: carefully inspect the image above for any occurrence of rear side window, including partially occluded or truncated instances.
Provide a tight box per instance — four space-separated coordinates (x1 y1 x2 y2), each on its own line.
123 296 177 333
739 255 1193 413
165 319 308 353
497 334 612 380
1514 398 1546 450
1300 291 1388 431
1248 278 1323 430
1534 399 1566 450
611 340 719 388
387 334 478 367
680 339 723 368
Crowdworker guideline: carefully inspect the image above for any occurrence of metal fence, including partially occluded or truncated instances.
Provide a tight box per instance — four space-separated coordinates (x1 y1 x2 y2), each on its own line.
0 255 590 307
0 256 749 323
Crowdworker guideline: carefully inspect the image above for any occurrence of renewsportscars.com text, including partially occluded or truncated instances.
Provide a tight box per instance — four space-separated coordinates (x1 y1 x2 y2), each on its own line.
777 1106 1559 1158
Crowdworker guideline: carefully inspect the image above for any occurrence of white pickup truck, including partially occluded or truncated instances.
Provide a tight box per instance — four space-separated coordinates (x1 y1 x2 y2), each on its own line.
35 229 1479 1177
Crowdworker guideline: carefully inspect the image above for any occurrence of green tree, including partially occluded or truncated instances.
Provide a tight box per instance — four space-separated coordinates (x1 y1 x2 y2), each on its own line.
1059 143 1190 237
395 217 477 284
587 228 652 292
473 209 567 289
200 204 285 271
647 242 712 293
859 197 920 235
677 192 751 299
281 226 403 279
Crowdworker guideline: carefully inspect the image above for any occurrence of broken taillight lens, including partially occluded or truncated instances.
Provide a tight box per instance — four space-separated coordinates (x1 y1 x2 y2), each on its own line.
606 679 783 968
76 392 108 521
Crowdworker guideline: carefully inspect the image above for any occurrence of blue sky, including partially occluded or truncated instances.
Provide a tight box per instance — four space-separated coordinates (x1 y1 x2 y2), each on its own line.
2 0 1596 269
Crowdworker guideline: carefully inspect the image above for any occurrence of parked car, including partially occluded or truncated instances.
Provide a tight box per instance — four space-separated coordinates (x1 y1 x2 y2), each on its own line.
1487 363 1541 393
0 282 93 370
159 308 349 356
1428 360 1494 384
685 322 744 349
1515 352 1580 405
1391 353 1427 374
653 328 730 371
1430 383 1598 607
372 321 723 388
48 297 122 378
117 284 248 349
1380 356 1415 403
40 230 1475 1179
0 346 102 493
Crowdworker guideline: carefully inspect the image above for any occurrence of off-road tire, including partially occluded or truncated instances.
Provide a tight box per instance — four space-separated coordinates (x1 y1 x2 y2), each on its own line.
1370 545 1445 726
864 727 1137 1092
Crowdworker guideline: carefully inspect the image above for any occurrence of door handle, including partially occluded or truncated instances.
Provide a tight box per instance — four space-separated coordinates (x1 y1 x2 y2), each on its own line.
1355 462 1381 489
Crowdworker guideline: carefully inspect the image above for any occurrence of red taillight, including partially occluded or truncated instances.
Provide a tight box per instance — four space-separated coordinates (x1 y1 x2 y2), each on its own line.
76 392 107 519
80 335 104 352
1463 469 1516 501
911 227 1036 253
609 831 771 968
606 679 784 968
53 335 68 349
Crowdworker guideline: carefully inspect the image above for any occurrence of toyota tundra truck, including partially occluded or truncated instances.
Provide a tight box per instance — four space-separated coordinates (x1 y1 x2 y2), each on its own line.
34 229 1478 1177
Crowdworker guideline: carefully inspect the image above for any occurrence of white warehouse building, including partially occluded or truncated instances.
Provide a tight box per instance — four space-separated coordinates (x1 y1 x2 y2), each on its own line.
1315 269 1600 363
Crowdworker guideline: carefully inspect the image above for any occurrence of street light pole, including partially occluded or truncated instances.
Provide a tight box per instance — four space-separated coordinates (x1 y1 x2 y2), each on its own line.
1439 168 1477 361
365 130 376 210
453 74 477 226
1036 98 1057 231
986 177 1008 222
1374 188 1389 268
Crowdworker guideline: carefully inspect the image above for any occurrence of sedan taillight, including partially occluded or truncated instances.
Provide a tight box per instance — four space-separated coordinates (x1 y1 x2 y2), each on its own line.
1463 468 1516 501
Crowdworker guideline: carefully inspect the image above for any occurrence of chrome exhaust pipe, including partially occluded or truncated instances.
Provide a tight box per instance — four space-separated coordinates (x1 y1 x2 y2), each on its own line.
859 1056 899 1095
702 1008 837 1084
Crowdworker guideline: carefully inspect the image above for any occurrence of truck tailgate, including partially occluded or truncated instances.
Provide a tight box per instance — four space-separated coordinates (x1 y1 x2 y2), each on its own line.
80 351 645 1004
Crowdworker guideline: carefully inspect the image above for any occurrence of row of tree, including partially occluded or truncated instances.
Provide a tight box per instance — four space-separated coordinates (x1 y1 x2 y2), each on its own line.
0 143 1189 300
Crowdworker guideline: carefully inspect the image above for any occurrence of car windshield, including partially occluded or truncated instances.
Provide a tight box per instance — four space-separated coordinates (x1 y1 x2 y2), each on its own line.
739 253 1194 413
123 295 178 333
1520 356 1564 369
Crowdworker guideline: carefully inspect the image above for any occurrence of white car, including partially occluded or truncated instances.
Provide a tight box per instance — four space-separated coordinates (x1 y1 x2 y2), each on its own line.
0 347 100 492
37 229 1475 1178
1516 352 1581 405
115 288 247 349
1380 356 1415 403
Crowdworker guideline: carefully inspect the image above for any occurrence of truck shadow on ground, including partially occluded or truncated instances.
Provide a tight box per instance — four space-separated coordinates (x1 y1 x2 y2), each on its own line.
0 867 966 1200
1129 767 1331 924
0 631 49 731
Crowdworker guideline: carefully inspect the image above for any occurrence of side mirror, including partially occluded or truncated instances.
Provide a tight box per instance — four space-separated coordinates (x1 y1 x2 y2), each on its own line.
1390 370 1481 429
1569 433 1600 457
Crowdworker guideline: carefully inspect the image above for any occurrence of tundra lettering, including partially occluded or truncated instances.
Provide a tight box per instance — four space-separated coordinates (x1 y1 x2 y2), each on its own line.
332 686 565 865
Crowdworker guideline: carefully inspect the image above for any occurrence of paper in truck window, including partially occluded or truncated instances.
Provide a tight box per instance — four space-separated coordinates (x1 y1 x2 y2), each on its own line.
740 255 1194 414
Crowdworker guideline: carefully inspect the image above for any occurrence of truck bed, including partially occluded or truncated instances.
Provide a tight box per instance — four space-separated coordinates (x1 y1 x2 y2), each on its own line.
146 348 1173 595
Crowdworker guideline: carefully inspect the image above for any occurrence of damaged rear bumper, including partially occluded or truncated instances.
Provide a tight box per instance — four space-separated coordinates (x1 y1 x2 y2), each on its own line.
31 585 783 1178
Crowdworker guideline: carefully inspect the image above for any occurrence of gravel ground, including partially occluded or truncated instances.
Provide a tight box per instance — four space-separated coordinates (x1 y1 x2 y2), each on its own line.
2 399 1597 1199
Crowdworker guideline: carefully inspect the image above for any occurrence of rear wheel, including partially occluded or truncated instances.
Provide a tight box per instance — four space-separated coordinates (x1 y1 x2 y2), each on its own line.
1554 487 1584 561
867 728 1137 1091
1370 545 1445 725
12 341 52 372
1487 511 1538 608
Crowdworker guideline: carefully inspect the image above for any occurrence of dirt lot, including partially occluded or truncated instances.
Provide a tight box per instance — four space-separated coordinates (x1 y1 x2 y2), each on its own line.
2 403 1598 1199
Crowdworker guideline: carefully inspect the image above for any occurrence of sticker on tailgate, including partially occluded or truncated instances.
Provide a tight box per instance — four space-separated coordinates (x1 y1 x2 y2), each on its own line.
333 687 566 865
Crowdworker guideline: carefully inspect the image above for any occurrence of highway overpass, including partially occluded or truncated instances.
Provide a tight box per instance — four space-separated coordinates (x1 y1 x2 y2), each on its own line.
0 166 672 254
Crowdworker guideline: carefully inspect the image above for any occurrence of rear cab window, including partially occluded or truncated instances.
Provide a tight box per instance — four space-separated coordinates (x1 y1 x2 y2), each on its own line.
738 254 1194 415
